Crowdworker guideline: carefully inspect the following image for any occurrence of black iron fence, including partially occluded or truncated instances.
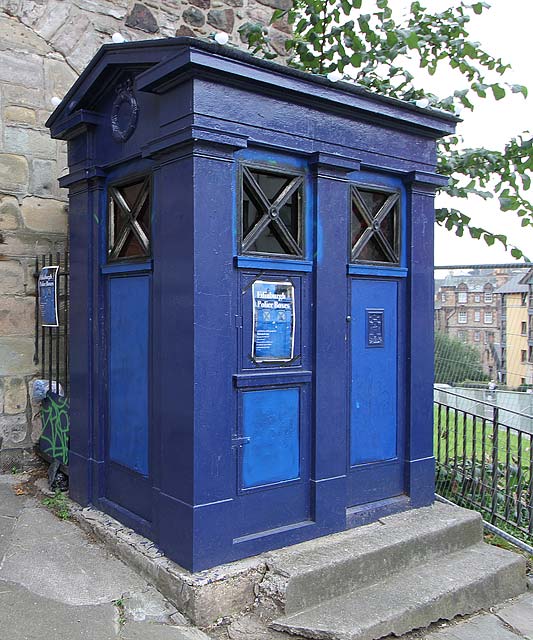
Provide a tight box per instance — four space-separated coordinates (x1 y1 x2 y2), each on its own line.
34 251 70 396
435 387 533 545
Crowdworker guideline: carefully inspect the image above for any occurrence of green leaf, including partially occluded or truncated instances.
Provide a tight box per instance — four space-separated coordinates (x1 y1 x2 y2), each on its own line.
405 31 419 49
511 248 523 259
484 234 495 246
492 84 506 100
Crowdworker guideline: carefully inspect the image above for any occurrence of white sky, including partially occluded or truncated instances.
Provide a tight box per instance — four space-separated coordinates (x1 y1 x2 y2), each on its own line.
389 0 532 266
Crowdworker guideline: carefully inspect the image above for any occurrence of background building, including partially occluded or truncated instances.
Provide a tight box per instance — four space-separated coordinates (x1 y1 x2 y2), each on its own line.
434 269 509 380
495 272 531 387
0 0 285 469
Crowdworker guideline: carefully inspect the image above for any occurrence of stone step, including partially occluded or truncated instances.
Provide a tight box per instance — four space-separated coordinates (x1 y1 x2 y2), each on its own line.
271 543 527 640
264 502 483 615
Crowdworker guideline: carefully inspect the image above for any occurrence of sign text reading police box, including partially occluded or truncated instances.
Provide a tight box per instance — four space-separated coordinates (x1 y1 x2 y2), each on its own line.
252 280 295 362
38 266 59 327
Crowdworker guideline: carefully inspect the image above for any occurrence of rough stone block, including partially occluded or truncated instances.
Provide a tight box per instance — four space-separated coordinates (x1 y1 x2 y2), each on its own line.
0 261 25 295
32 0 72 41
0 337 36 376
21 196 67 233
0 231 59 257
0 154 29 193
496 594 533 638
0 412 28 446
0 296 34 336
0 13 52 55
3 377 27 415
4 106 37 125
0 50 43 87
125 3 159 33
207 8 234 31
29 158 60 197
189 0 210 8
4 126 57 159
43 58 79 103
0 195 21 230
3 84 44 109
183 7 205 27
255 0 291 8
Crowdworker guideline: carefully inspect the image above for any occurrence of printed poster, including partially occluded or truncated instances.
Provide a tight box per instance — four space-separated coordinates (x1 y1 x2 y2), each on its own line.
252 280 295 362
38 266 59 327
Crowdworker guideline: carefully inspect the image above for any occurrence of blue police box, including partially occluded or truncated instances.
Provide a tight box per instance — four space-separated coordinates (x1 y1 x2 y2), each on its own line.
47 38 456 572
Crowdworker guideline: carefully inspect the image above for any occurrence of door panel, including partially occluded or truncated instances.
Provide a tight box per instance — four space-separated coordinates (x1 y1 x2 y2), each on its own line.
348 277 405 506
105 272 152 522
109 274 149 474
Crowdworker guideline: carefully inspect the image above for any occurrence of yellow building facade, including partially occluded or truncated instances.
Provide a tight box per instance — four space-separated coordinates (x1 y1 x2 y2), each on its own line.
496 277 530 387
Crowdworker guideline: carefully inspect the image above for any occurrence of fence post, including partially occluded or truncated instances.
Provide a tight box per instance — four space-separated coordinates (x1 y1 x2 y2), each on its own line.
490 405 499 524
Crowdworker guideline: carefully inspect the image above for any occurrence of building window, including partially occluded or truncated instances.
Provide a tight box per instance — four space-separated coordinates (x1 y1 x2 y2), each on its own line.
441 292 446 303
484 312 493 324
474 294 481 303
521 292 527 306
108 176 151 261
484 290 493 303
522 350 528 363
474 331 480 342
350 185 400 264
474 311 481 322
457 291 467 304
458 330 467 342
240 165 304 257
458 310 468 324
521 321 527 335
529 346 533 362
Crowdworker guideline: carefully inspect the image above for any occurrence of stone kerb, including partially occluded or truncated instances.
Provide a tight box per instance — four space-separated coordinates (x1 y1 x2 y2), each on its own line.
0 0 287 468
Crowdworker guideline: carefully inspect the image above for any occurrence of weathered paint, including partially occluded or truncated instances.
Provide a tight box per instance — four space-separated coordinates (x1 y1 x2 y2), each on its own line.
47 38 455 571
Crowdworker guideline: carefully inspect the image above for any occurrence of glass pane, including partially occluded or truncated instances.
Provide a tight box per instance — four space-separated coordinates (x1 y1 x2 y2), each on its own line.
137 198 150 237
358 189 388 215
249 222 287 254
112 197 128 245
121 181 145 208
380 206 397 255
279 190 299 244
243 183 265 237
357 235 388 262
252 169 290 203
118 231 146 258
351 204 368 248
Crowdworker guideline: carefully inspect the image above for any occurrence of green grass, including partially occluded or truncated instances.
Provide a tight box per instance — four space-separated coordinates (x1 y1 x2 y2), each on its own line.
433 404 532 480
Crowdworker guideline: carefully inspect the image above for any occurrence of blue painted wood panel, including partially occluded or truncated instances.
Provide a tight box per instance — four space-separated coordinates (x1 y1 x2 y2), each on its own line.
241 387 300 489
350 278 398 465
108 274 149 475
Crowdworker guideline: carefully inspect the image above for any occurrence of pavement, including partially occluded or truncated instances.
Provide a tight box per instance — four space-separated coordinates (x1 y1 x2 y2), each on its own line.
0 471 531 640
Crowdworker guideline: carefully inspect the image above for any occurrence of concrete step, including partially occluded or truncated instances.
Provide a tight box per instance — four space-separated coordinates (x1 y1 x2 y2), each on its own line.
271 543 527 640
264 502 483 615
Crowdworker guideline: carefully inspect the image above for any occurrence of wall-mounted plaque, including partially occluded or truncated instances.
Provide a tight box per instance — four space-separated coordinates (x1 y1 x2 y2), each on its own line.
252 280 295 362
38 266 59 327
366 309 384 348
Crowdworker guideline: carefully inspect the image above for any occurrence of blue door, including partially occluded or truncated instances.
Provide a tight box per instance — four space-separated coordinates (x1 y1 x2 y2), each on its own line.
103 176 153 524
348 277 405 506
231 157 313 550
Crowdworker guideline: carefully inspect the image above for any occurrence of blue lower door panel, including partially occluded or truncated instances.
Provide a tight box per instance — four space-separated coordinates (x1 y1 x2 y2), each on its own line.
348 278 405 507
105 273 152 522
234 386 310 540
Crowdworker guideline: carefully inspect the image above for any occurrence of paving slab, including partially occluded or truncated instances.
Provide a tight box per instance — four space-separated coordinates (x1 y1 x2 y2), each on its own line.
421 614 523 640
0 579 117 640
121 621 211 639
0 501 151 606
123 585 178 623
497 594 533 639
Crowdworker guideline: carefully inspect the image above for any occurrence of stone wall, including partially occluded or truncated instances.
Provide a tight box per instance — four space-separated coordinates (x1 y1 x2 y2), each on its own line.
0 0 289 470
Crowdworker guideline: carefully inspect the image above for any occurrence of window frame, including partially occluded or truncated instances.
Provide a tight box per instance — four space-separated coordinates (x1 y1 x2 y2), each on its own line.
458 310 468 324
107 174 152 263
349 183 401 267
237 161 305 260
484 311 493 324
457 291 467 304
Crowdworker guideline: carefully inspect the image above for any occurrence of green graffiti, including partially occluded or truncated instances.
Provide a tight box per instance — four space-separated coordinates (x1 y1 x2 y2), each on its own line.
39 392 69 466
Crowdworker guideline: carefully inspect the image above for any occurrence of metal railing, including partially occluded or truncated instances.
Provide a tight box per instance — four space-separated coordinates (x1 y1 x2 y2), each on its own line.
34 251 70 397
435 387 533 546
